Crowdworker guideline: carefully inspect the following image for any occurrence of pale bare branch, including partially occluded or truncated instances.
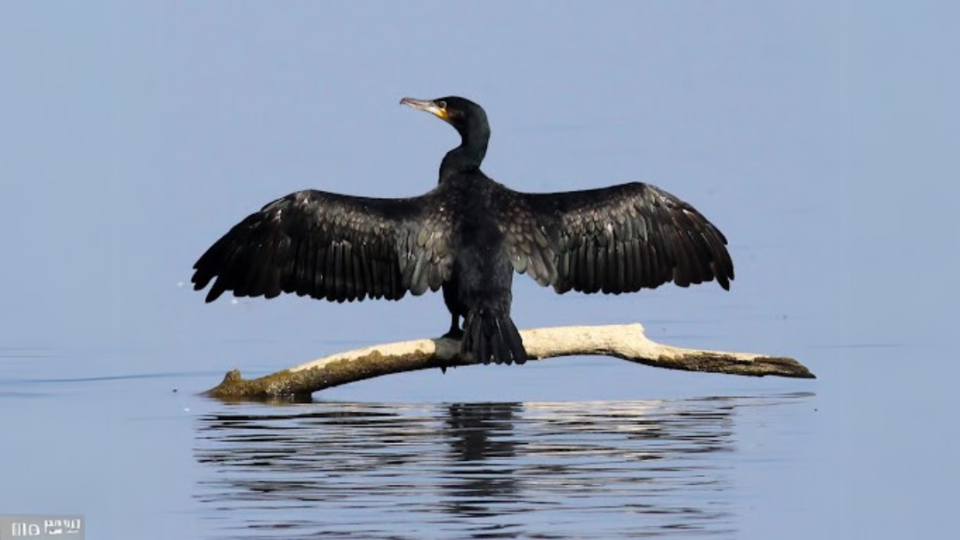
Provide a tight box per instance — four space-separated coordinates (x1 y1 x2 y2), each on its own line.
205 323 813 401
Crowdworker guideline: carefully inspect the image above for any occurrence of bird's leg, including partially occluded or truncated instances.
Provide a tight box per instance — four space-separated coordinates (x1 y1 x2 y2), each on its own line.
437 314 465 374
442 313 464 341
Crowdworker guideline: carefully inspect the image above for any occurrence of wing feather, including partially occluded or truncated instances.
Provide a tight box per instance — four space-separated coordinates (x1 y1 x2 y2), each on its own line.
192 187 458 303
497 182 733 294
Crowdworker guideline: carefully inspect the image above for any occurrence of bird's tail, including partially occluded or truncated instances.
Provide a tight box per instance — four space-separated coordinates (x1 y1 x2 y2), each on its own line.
462 308 527 365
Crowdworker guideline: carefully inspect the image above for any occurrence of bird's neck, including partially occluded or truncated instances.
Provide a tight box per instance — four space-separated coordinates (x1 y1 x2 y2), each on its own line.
439 127 490 181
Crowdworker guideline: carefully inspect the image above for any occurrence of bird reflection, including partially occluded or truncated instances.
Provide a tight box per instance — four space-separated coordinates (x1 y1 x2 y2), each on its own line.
192 395 815 539
438 403 522 518
444 402 522 461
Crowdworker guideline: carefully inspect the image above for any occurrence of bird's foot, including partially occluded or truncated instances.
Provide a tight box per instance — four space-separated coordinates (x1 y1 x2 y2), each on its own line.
441 328 464 341
438 325 465 374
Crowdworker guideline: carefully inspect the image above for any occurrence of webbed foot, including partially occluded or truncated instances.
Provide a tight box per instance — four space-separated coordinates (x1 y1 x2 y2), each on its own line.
441 328 464 341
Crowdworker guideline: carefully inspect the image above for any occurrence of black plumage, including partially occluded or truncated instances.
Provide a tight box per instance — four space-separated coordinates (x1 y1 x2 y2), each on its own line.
192 96 734 366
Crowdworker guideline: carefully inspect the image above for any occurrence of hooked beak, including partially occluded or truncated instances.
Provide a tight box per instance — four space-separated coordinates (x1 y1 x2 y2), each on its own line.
400 97 449 121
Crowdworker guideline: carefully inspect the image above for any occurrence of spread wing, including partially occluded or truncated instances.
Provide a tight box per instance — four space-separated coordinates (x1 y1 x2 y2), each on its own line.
191 188 457 303
497 182 734 294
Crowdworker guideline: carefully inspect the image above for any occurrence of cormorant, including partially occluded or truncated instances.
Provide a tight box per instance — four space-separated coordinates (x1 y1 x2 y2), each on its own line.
191 96 734 366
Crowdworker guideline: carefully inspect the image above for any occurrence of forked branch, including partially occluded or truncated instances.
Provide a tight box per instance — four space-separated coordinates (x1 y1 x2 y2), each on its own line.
204 323 813 401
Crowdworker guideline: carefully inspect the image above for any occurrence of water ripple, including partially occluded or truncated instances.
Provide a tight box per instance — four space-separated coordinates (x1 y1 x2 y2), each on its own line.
195 394 810 539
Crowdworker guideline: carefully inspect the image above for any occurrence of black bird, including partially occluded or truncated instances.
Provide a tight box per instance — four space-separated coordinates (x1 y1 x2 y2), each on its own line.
191 96 734 366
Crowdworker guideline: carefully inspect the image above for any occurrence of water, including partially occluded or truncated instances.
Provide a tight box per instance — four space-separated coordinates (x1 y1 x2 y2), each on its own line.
195 396 810 539
0 348 838 539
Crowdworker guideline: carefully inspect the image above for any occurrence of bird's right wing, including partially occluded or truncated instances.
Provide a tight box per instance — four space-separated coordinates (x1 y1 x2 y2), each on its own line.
191 188 458 303
496 182 734 294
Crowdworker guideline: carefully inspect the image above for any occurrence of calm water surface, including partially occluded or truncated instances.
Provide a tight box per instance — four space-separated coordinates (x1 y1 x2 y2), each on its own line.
1 344 838 539
195 395 811 539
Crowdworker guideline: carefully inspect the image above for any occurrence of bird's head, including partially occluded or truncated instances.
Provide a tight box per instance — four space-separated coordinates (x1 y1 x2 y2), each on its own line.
400 96 489 141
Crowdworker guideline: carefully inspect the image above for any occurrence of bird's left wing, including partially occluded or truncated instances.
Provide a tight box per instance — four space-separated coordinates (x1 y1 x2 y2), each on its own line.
191 188 457 303
495 182 734 294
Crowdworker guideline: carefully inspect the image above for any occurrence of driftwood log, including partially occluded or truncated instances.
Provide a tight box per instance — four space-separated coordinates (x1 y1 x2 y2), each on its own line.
204 323 813 401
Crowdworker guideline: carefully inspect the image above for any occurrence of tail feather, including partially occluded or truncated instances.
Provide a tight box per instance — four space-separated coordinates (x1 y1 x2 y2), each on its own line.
462 309 527 365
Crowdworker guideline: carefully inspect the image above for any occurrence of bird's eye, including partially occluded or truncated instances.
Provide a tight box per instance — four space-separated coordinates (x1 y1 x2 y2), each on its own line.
437 100 447 110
